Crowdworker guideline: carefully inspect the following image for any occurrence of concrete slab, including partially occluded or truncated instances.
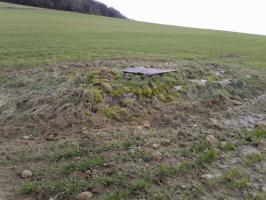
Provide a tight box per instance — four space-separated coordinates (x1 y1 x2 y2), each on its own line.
122 67 176 76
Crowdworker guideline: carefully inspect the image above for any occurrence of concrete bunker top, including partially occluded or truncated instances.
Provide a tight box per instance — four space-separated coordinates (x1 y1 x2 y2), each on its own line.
122 67 176 76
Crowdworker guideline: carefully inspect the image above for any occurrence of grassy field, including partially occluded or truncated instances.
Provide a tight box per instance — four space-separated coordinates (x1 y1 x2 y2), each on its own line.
1 1 266 68
0 2 266 200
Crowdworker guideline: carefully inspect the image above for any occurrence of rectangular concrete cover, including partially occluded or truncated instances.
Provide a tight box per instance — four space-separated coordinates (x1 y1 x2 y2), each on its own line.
122 67 176 76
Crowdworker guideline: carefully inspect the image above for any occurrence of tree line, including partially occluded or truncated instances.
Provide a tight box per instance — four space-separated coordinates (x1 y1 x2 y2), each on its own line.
1 0 126 19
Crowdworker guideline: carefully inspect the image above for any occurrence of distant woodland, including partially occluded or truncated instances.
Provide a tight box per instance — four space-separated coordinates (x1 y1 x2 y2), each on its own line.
1 0 126 18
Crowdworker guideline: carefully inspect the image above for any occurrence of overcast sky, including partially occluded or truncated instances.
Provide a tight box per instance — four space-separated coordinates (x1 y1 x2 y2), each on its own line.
100 0 266 35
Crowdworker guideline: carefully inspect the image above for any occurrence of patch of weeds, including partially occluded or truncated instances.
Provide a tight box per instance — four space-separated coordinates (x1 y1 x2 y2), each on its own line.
158 163 176 177
60 163 76 176
112 171 129 187
252 128 266 138
242 128 266 146
244 153 263 166
179 191 190 200
206 73 220 82
92 88 103 103
20 181 38 194
122 139 140 149
42 178 86 199
129 179 150 193
230 79 246 89
252 192 266 200
228 75 265 98
199 89 229 109
105 190 130 200
51 144 86 162
176 161 196 175
101 106 128 121
194 140 209 153
183 66 204 79
180 184 205 199
197 148 218 166
12 146 44 163
99 176 115 187
158 160 196 177
221 142 236 151
218 168 249 190
193 183 205 195
132 149 153 162
181 140 208 158
77 156 104 172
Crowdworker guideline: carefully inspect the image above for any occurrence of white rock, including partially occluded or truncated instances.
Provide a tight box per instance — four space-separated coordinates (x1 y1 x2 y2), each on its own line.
190 79 208 86
21 170 32 179
22 135 32 140
174 85 183 91
76 191 93 200
200 174 215 180
217 79 231 86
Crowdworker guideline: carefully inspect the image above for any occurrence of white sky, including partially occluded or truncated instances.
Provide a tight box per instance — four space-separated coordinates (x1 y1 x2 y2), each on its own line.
100 0 266 35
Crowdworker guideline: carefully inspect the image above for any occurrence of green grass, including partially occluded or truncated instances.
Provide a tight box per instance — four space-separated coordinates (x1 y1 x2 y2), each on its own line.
1 2 266 68
20 181 38 194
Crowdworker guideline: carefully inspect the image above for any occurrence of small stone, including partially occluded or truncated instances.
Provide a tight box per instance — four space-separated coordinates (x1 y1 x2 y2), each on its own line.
49 198 55 200
190 79 208 86
181 185 187 189
22 135 32 140
73 156 81 161
217 79 231 86
206 135 219 146
81 127 89 134
21 170 32 179
76 191 93 200
255 121 266 129
174 85 183 91
200 174 215 180
143 121 151 128
153 151 162 161
151 144 160 149
45 133 55 141
85 170 93 176
230 100 243 106
209 118 224 129
161 139 171 146
129 149 135 155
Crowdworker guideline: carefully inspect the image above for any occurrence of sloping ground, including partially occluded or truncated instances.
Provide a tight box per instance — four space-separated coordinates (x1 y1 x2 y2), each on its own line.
0 60 265 199
0 2 266 200
0 2 266 68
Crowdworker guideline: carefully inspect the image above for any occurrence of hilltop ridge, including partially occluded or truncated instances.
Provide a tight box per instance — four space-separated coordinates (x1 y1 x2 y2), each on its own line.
0 0 126 18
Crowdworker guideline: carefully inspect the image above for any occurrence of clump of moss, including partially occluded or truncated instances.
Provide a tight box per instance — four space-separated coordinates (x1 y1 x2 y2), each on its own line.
101 106 128 121
92 88 103 103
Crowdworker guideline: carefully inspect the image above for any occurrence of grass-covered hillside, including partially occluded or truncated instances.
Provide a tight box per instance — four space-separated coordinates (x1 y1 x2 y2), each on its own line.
0 1 266 68
0 2 266 200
